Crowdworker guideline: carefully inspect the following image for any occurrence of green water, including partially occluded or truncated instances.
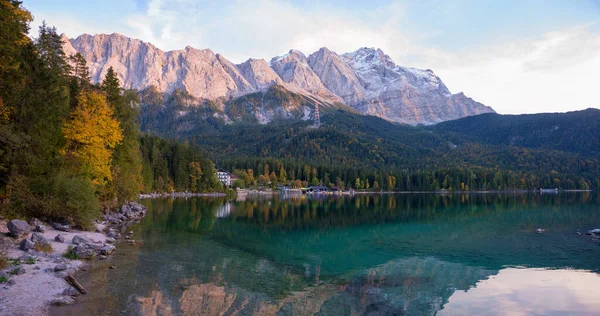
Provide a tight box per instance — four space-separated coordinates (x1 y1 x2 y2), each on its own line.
53 193 600 315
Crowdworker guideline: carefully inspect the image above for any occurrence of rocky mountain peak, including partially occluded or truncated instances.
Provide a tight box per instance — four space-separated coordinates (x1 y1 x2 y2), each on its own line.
342 47 396 69
307 47 367 105
270 49 342 104
63 33 494 125
236 58 282 90
270 49 308 66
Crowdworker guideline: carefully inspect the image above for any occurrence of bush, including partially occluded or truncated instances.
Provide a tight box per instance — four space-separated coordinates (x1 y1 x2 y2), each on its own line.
33 242 53 253
47 172 99 230
8 172 100 230
0 253 6 270
0 237 8 270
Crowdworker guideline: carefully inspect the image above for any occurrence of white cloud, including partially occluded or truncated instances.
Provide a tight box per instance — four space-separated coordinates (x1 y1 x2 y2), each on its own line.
428 24 600 114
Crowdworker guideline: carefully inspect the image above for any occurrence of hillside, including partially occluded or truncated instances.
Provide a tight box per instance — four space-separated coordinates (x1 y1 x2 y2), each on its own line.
432 109 600 157
137 88 600 190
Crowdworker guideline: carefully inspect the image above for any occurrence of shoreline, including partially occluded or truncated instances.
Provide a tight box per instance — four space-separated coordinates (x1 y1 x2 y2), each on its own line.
136 189 597 201
138 192 226 199
0 202 147 315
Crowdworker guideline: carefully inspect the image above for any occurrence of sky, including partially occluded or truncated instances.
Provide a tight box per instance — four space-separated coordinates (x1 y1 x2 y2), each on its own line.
23 0 600 114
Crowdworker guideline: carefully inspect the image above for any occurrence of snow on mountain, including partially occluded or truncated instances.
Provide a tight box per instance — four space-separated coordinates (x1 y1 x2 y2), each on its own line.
62 33 494 125
339 47 493 124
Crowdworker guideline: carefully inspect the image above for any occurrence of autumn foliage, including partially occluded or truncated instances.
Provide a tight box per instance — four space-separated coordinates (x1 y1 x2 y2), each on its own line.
62 91 123 187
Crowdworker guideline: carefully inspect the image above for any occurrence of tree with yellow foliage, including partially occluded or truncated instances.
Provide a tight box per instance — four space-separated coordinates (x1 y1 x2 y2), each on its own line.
62 91 122 188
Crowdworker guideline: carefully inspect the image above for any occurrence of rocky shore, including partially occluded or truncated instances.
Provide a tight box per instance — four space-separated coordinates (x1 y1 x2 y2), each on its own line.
0 201 147 315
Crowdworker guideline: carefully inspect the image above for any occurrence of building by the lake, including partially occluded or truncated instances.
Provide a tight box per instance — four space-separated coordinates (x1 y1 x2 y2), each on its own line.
216 168 232 186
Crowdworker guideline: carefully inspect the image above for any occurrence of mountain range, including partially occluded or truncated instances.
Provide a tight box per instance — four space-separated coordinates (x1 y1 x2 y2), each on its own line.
61 33 494 125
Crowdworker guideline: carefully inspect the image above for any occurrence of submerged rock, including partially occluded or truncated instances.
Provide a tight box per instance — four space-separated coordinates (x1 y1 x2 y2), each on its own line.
7 219 32 238
587 229 600 236
100 244 116 255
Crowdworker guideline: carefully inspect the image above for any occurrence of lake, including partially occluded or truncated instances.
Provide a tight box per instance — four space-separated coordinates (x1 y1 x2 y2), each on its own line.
52 192 600 315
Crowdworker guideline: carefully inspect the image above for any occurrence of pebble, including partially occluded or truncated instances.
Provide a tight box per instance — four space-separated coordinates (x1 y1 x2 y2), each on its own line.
54 263 67 272
55 234 66 243
35 224 46 233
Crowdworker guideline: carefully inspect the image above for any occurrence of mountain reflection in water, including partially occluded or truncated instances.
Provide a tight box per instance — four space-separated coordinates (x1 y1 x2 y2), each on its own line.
52 193 600 315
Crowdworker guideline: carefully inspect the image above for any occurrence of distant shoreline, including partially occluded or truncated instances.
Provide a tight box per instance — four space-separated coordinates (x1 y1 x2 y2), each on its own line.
138 192 226 199
138 189 595 199
353 189 595 194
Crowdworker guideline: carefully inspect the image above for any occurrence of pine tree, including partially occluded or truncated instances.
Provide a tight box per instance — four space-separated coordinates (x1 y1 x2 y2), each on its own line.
101 67 144 201
69 52 91 86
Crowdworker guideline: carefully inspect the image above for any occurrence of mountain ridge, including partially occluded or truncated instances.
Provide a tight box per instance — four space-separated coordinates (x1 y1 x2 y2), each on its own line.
62 32 494 125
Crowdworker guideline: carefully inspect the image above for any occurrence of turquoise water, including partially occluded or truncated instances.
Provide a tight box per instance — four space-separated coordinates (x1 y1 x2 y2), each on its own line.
53 193 600 315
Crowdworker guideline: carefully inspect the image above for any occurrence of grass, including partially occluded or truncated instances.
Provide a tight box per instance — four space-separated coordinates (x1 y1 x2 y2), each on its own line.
26 257 36 264
0 253 6 270
33 242 53 253
8 258 20 266
8 267 21 275
63 245 79 260
0 276 7 283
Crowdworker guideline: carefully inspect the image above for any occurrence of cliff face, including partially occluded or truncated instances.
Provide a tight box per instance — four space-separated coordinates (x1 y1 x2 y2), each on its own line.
270 50 343 104
63 33 494 125
339 48 494 124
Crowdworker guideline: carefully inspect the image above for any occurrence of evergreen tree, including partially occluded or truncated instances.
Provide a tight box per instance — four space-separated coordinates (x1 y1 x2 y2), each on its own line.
101 67 144 202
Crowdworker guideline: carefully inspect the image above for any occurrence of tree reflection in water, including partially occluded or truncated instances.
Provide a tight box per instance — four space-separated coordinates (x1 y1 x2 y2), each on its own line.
53 192 600 315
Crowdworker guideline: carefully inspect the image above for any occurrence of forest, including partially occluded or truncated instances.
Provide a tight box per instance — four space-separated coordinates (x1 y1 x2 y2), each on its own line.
138 90 600 191
0 1 221 228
